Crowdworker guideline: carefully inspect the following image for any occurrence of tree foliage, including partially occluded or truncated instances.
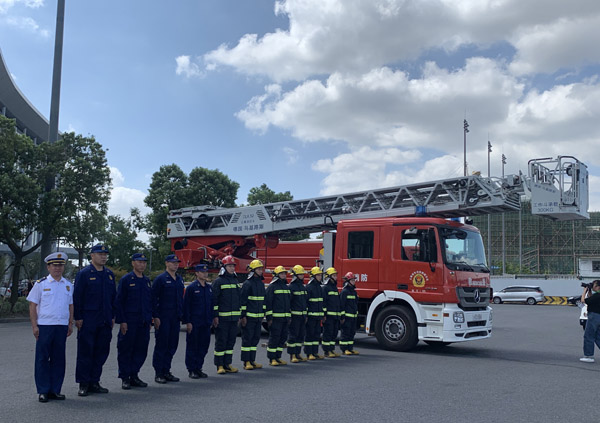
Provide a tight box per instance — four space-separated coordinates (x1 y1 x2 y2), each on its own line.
101 214 145 270
247 183 293 205
144 164 240 254
0 116 111 309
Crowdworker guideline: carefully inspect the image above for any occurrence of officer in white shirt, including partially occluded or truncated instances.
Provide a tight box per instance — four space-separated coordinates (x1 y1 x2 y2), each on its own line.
27 252 74 403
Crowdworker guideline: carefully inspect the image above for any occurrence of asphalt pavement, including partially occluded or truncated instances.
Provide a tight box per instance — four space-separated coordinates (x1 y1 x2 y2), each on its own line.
1 305 599 423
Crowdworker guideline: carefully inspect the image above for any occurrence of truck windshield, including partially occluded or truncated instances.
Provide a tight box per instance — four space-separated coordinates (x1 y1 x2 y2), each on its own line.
440 227 489 273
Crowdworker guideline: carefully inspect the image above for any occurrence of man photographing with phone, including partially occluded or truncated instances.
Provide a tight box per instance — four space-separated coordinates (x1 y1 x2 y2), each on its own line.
580 280 600 363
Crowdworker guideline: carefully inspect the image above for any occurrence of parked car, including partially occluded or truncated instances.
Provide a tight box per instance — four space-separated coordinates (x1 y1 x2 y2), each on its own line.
492 285 545 305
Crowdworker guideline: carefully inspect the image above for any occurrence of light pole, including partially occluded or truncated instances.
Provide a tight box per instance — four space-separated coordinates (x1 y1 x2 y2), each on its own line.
487 140 492 270
501 153 506 274
40 0 66 276
463 119 469 177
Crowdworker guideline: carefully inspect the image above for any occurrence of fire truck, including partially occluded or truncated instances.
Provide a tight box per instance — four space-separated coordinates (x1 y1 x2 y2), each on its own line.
167 156 589 351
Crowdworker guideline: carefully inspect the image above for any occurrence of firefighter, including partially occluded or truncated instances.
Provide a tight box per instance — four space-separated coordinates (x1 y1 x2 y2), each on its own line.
239 259 266 370
212 255 242 374
322 267 342 358
265 266 291 366
151 254 185 384
340 272 360 355
287 265 308 363
182 264 213 379
305 266 325 360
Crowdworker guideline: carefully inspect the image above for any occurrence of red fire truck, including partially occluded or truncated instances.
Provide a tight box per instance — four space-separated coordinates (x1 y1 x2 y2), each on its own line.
167 156 589 350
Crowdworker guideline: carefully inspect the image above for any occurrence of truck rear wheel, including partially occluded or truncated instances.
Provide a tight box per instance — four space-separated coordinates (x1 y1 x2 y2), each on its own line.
374 305 418 351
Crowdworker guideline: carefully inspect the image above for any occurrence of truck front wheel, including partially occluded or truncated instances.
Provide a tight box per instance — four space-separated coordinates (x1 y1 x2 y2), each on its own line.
374 305 418 351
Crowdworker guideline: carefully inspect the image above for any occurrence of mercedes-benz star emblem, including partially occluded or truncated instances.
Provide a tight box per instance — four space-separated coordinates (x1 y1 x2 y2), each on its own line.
473 288 481 303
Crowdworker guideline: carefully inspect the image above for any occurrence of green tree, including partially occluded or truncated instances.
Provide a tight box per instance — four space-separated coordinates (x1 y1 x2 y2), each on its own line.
143 165 240 268
101 214 146 270
247 183 293 205
0 117 111 309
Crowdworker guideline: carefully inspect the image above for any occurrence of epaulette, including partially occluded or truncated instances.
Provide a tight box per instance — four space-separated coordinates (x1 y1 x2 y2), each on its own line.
36 276 47 284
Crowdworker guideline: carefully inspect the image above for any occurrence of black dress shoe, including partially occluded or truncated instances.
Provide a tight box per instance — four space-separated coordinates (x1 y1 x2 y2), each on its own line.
164 373 180 382
89 383 109 394
38 394 49 403
188 371 200 379
197 370 208 378
154 375 167 384
48 393 66 400
130 376 148 388
121 379 131 390
77 384 89 397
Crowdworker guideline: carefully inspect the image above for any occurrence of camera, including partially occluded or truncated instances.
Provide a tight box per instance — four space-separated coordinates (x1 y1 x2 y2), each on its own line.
582 282 593 289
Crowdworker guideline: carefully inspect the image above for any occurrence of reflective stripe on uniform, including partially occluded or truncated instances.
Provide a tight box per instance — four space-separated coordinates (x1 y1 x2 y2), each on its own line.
328 291 339 295
274 290 290 294
272 313 291 318
292 292 306 296
221 284 238 289
347 295 356 299
345 313 358 318
213 306 219 310
214 351 225 356
308 312 323 317
225 350 233 355
248 296 264 300
219 311 241 317
327 311 341 316
246 312 264 318
241 346 252 352
291 310 306 315
240 306 247 310
309 298 323 302
267 347 277 353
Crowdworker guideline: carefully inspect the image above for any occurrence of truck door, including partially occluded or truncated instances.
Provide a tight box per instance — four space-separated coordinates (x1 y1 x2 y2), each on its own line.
340 228 380 299
392 225 443 303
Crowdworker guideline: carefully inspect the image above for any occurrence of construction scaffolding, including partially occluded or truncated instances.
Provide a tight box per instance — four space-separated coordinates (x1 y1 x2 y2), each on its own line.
473 201 600 275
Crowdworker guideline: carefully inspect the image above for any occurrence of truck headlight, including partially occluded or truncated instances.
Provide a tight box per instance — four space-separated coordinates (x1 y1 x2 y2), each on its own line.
453 311 465 323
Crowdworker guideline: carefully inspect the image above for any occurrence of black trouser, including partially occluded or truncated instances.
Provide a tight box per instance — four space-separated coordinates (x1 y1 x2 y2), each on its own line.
287 315 306 356
241 318 262 363
304 318 321 356
267 318 288 360
214 320 238 367
152 317 180 376
76 321 112 384
117 321 150 379
35 325 68 394
185 323 211 372
322 316 340 353
340 317 357 351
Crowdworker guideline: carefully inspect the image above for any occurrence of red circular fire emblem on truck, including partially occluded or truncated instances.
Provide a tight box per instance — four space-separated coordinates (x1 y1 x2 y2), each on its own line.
410 271 428 288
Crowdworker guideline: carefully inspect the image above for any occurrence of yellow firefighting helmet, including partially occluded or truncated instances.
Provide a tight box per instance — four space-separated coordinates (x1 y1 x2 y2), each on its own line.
325 267 337 276
291 265 305 275
248 259 264 270
310 266 323 276
273 265 287 275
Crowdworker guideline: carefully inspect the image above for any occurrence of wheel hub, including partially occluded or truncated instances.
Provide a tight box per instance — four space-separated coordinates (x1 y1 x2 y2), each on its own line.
384 316 405 341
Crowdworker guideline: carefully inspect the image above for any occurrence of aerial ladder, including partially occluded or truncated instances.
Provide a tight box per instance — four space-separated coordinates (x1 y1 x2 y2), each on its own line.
167 156 589 269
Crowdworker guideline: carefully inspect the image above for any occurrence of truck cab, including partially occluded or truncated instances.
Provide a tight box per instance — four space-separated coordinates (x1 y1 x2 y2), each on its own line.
332 217 492 350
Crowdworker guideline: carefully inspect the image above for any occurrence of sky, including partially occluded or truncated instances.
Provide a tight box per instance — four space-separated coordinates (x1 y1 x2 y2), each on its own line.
1 0 600 228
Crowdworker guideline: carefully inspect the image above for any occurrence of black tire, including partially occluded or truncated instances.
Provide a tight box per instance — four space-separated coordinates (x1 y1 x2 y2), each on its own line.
424 341 452 348
374 305 418 351
526 297 536 305
492 297 502 304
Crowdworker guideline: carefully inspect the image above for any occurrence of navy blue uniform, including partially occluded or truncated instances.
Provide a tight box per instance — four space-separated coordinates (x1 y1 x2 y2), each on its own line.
182 280 213 373
115 271 152 380
340 283 359 352
239 273 266 363
73 265 116 385
212 271 241 367
287 277 308 356
151 271 184 377
322 278 342 353
304 278 324 356
265 277 291 360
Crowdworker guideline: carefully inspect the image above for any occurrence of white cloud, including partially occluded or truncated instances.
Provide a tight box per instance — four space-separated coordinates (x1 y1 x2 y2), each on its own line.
175 55 204 78
283 147 299 164
0 0 44 13
3 15 48 37
108 166 150 217
109 166 125 187
198 0 600 82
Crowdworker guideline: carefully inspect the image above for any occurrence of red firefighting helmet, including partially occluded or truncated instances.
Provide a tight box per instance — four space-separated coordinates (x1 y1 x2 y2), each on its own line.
344 272 356 281
222 255 236 266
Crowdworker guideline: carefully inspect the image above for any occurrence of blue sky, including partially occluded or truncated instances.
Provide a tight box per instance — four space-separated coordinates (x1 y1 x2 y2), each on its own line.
1 0 600 222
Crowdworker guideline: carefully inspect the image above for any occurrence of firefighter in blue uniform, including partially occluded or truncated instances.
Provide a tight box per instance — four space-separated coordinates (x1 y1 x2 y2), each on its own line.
340 272 360 355
287 265 308 363
182 263 213 379
73 244 116 397
115 253 152 390
27 252 73 402
239 259 266 370
305 266 325 360
151 254 185 384
265 266 291 366
212 255 242 374
322 267 342 358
